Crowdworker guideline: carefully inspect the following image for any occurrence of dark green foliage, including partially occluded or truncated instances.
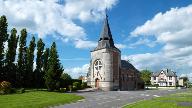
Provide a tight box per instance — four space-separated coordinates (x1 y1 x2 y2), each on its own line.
81 82 87 89
42 48 49 87
61 73 72 80
72 82 81 91
60 73 72 89
45 42 63 91
59 88 67 93
17 29 27 87
17 88 25 94
140 69 152 85
34 38 45 88
0 15 8 81
0 15 65 90
26 36 36 88
4 28 18 86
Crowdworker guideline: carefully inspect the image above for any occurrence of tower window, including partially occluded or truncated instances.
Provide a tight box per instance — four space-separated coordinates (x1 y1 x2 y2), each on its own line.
94 60 102 71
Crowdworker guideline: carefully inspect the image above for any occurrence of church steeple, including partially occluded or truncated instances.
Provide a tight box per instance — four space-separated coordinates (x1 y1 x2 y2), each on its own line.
99 14 113 42
94 13 119 51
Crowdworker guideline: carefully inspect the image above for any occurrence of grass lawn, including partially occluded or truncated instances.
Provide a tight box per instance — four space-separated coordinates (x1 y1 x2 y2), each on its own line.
124 89 192 108
0 90 84 108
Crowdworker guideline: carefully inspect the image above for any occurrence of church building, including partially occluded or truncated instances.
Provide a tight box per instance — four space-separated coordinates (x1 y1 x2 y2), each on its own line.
87 15 144 91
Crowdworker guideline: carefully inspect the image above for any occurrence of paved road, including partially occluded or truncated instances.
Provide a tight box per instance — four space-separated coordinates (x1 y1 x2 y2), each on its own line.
54 89 187 108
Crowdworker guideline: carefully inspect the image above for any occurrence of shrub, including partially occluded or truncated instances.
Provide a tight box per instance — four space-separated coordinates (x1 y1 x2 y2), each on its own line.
154 84 159 88
73 82 81 91
17 88 25 94
0 81 12 95
60 88 67 93
81 82 87 89
68 85 72 92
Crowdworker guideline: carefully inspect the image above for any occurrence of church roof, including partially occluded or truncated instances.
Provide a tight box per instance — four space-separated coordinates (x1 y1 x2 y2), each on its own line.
93 14 120 51
121 60 139 72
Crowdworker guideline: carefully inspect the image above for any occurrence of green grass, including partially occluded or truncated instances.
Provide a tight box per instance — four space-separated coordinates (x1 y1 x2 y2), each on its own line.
0 90 84 108
124 89 192 108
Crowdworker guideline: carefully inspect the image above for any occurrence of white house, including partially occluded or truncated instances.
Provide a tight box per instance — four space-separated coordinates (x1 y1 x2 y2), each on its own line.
151 69 177 86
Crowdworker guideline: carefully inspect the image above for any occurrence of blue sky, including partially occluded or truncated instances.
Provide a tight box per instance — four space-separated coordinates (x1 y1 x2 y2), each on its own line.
1 0 192 80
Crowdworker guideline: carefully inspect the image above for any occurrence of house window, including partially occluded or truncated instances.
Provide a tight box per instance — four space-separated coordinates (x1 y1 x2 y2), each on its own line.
169 76 172 80
169 82 172 86
154 77 156 80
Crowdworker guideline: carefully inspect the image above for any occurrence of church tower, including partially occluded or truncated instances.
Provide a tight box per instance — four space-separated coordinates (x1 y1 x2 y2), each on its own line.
89 15 121 91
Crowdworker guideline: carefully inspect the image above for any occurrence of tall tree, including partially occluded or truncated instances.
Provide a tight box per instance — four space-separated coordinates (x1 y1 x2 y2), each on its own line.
42 48 49 87
17 29 27 87
34 38 44 88
5 28 19 85
45 42 63 91
0 15 8 81
140 69 152 85
26 36 36 87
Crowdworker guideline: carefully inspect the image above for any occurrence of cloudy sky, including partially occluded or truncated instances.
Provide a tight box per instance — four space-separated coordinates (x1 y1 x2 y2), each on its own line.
1 0 192 81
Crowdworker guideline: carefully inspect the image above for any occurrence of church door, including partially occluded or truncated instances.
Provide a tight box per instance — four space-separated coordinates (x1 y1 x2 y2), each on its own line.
95 78 100 88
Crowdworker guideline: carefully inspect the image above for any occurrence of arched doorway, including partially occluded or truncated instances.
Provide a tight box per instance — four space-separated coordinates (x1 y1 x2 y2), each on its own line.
95 78 100 88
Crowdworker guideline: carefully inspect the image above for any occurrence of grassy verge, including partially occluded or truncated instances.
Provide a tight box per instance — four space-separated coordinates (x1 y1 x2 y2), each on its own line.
0 90 84 108
124 89 192 108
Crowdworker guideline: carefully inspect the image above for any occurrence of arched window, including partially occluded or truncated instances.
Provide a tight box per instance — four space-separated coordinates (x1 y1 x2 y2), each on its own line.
94 60 102 71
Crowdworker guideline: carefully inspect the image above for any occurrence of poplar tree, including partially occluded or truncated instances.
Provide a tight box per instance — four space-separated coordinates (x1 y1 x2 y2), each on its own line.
17 29 27 87
5 28 18 85
42 48 49 87
34 38 44 88
26 36 36 87
0 15 8 81
45 42 63 91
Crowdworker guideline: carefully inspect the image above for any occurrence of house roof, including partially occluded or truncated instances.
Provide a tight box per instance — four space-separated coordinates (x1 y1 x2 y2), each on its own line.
152 69 177 77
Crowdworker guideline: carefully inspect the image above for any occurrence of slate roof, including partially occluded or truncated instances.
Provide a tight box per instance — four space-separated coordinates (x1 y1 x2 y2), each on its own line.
93 14 120 52
152 69 177 77
121 60 139 72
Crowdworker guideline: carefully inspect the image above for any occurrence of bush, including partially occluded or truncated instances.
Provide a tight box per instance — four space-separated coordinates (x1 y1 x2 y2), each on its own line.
81 82 87 89
0 81 12 95
73 82 81 91
154 84 159 88
17 88 25 94
60 88 67 93
68 85 72 92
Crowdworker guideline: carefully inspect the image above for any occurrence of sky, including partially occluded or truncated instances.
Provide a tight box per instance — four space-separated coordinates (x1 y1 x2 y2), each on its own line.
0 0 192 81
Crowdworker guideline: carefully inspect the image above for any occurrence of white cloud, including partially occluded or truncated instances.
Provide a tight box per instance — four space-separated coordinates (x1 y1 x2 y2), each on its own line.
115 43 127 49
0 0 118 48
129 38 157 48
74 39 97 49
131 5 192 50
65 64 89 79
126 5 192 77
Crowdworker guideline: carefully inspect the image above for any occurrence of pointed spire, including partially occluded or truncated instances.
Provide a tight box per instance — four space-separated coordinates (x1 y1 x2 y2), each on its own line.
93 11 120 51
99 12 113 41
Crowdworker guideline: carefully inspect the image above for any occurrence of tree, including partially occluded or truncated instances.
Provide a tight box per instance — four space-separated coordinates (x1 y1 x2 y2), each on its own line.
140 69 152 85
0 15 8 81
4 28 19 85
42 48 49 87
180 77 189 87
34 38 44 88
61 73 72 80
45 42 63 91
17 29 27 87
26 36 36 87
